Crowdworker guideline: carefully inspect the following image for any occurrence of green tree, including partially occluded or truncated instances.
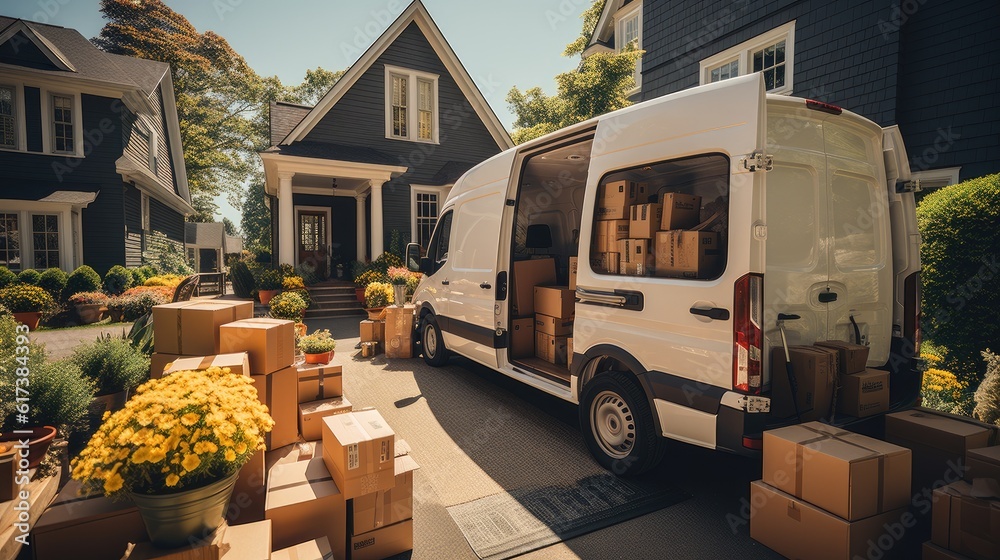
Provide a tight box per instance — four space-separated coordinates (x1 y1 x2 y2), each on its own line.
507 0 642 144
223 217 238 237
240 181 271 252
283 67 345 106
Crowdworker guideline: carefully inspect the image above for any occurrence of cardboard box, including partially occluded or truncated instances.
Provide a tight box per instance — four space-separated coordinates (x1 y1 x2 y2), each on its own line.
512 257 556 316
750 480 911 560
594 220 630 253
769 346 837 421
814 340 870 375
384 305 415 359
150 353 196 380
226 449 265 526
597 181 648 220
265 457 346 560
153 300 254 355
659 192 701 230
762 422 911 521
123 520 271 560
534 285 575 319
360 319 385 343
163 353 251 378
653 230 721 279
568 256 578 291
932 480 1000 560
534 314 573 336
966 446 1000 483
271 536 332 560
618 238 653 276
535 331 568 365
837 368 889 418
322 409 396 500
32 480 148 560
123 524 227 559
591 252 620 274
922 541 974 560
510 316 535 359
629 203 663 239
220 318 295 374
296 361 343 404
299 396 353 442
350 518 413 560
352 454 419 536
251 366 297 450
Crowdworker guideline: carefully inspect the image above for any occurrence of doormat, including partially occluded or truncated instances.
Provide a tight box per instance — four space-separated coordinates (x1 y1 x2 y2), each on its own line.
446 474 688 560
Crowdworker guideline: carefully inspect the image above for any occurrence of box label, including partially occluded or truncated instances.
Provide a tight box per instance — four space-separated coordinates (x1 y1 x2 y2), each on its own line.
381 440 390 463
348 443 360 470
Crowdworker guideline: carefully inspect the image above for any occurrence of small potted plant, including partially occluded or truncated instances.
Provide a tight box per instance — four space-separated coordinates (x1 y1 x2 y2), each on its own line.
69 291 110 324
269 291 307 321
71 334 150 423
71 367 274 548
387 266 411 307
353 268 385 303
364 281 393 319
256 268 283 304
298 329 337 364
0 283 56 330
106 294 125 322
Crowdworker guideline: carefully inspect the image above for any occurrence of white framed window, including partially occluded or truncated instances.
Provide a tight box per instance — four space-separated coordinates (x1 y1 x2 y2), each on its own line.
384 65 439 143
700 21 795 94
0 212 20 270
911 167 961 190
51 94 74 153
31 214 59 269
410 185 449 247
615 1 643 93
0 85 17 149
137 117 158 174
0 204 75 271
141 192 150 231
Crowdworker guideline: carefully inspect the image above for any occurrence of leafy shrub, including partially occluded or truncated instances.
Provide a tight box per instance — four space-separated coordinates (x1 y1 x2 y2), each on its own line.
974 350 1000 426
17 268 41 285
68 291 110 306
405 272 422 298
0 266 16 288
0 303 9 317
920 350 968 413
1 347 95 436
364 281 393 308
129 267 144 287
38 267 68 299
138 265 157 281
0 315 47 430
299 329 336 353
144 274 185 288
142 230 194 275
372 251 403 273
283 276 306 291
115 288 171 321
354 268 387 288
71 334 150 395
269 291 307 320
0 284 56 312
64 265 102 301
918 173 1000 379
348 260 367 281
229 261 255 298
257 268 284 291
103 265 134 295
279 263 296 277
291 288 311 309
254 250 272 264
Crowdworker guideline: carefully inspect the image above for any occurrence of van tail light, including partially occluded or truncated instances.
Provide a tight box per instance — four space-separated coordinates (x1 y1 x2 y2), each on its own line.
734 273 764 394
904 271 921 355
806 99 843 115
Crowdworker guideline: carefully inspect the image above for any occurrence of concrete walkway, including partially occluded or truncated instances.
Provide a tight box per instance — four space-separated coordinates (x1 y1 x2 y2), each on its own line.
30 322 135 360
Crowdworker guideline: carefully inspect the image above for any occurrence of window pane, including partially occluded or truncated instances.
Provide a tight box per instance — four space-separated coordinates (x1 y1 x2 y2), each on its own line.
711 67 720 82
753 50 763 72
46 215 57 230
53 95 73 152
764 45 774 68
764 68 775 90
0 86 14 148
32 214 44 230
775 65 785 88
776 40 785 64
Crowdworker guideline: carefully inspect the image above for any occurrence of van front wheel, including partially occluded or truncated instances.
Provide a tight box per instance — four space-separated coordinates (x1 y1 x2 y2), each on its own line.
421 314 450 367
580 371 664 476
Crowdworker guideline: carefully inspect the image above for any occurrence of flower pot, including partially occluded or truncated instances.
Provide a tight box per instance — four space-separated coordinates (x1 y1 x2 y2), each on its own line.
365 307 386 320
304 350 334 364
11 311 41 331
392 284 407 307
109 308 124 323
0 426 57 469
355 287 366 303
258 289 280 305
293 322 308 338
75 303 105 324
129 471 238 549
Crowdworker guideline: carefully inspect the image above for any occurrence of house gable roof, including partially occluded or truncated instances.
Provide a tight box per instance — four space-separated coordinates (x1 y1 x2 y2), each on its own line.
270 101 312 147
587 0 631 51
280 0 511 149
0 19 75 72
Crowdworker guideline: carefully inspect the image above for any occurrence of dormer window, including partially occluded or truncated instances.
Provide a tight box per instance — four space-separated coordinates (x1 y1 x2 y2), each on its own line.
137 117 159 174
385 65 438 143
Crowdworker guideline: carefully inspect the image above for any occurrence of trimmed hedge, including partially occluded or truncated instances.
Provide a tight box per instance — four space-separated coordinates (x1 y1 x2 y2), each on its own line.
38 267 68 299
63 265 102 301
17 268 41 285
103 265 134 296
0 267 15 288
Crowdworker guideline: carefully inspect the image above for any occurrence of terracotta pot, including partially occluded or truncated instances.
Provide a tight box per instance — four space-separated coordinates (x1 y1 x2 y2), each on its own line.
130 471 238 549
11 311 41 331
75 303 105 324
304 350 334 364
293 322 308 338
0 425 57 469
355 287 366 303
258 289 280 305
365 307 386 320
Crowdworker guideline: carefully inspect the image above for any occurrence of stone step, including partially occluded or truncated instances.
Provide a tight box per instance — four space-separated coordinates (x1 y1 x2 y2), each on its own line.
310 294 359 303
304 308 365 319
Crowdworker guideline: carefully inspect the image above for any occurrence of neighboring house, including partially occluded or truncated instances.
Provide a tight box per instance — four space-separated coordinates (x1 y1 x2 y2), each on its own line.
585 0 999 187
0 16 193 276
184 222 242 273
261 1 511 274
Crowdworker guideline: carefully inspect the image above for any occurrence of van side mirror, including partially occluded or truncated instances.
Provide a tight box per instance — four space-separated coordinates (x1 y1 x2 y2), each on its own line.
405 243 423 272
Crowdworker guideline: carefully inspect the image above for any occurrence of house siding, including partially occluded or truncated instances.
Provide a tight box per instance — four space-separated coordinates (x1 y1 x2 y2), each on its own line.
641 0 899 125
23 86 41 152
300 22 503 249
895 0 1000 180
149 197 184 242
123 183 142 267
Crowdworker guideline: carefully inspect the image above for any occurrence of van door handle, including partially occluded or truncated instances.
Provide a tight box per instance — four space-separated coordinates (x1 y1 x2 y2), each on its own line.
577 287 643 311
690 306 730 320
818 292 838 303
480 282 492 290
441 279 450 286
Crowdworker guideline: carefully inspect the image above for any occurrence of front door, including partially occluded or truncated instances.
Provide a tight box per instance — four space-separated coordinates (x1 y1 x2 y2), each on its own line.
298 210 329 279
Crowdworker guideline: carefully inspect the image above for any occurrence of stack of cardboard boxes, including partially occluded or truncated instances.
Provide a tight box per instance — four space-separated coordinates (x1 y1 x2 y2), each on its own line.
360 304 417 358
509 255 579 368
590 181 720 279
750 422 913 559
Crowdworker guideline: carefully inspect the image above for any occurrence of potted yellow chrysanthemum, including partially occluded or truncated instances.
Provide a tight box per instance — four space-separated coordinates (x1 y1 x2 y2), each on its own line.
70 366 274 548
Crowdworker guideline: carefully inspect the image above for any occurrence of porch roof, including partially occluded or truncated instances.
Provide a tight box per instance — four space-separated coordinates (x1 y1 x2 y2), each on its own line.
261 141 398 167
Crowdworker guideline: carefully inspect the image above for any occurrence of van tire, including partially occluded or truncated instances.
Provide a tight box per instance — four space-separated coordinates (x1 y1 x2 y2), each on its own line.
421 314 450 367
579 371 664 476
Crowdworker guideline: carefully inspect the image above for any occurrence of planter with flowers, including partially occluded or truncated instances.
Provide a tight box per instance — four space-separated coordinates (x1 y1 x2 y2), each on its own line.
298 329 337 364
256 269 283 305
364 281 393 319
269 290 307 322
0 283 56 330
387 266 413 307
353 269 387 303
71 366 274 548
69 291 110 324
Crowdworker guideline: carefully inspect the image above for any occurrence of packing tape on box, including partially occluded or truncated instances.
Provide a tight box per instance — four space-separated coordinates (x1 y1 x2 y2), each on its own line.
375 489 386 529
175 311 182 353
793 424 886 505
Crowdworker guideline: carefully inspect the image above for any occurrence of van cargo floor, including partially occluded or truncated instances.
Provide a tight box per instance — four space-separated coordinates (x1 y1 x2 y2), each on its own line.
512 357 571 385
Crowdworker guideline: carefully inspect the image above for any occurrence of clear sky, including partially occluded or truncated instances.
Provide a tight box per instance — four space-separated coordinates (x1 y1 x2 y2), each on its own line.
0 0 589 222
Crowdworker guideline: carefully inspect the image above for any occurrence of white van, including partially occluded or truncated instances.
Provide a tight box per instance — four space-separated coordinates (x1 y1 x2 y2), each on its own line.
405 74 922 475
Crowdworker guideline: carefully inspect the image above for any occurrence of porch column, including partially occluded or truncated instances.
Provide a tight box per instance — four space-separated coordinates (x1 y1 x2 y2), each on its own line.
355 193 367 262
369 180 385 259
278 171 295 266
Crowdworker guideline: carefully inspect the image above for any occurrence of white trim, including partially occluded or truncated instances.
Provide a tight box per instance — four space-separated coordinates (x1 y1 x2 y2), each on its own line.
0 21 76 72
699 21 796 95
115 156 195 215
140 192 150 231
259 150 407 197
293 205 332 271
0 80 26 152
281 0 512 149
159 74 193 208
614 1 643 94
136 116 159 174
911 167 961 189
588 0 626 48
383 65 440 144
409 184 449 244
41 88 83 156
0 201 80 271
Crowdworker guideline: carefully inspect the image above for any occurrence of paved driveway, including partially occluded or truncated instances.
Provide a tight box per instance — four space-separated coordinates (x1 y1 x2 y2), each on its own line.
30 322 134 360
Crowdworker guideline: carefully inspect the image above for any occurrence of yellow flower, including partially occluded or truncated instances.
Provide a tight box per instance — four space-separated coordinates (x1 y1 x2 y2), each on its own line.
235 441 247 455
181 413 201 427
193 441 218 455
165 474 180 487
181 454 201 472
104 473 124 493
224 448 236 462
132 446 151 464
